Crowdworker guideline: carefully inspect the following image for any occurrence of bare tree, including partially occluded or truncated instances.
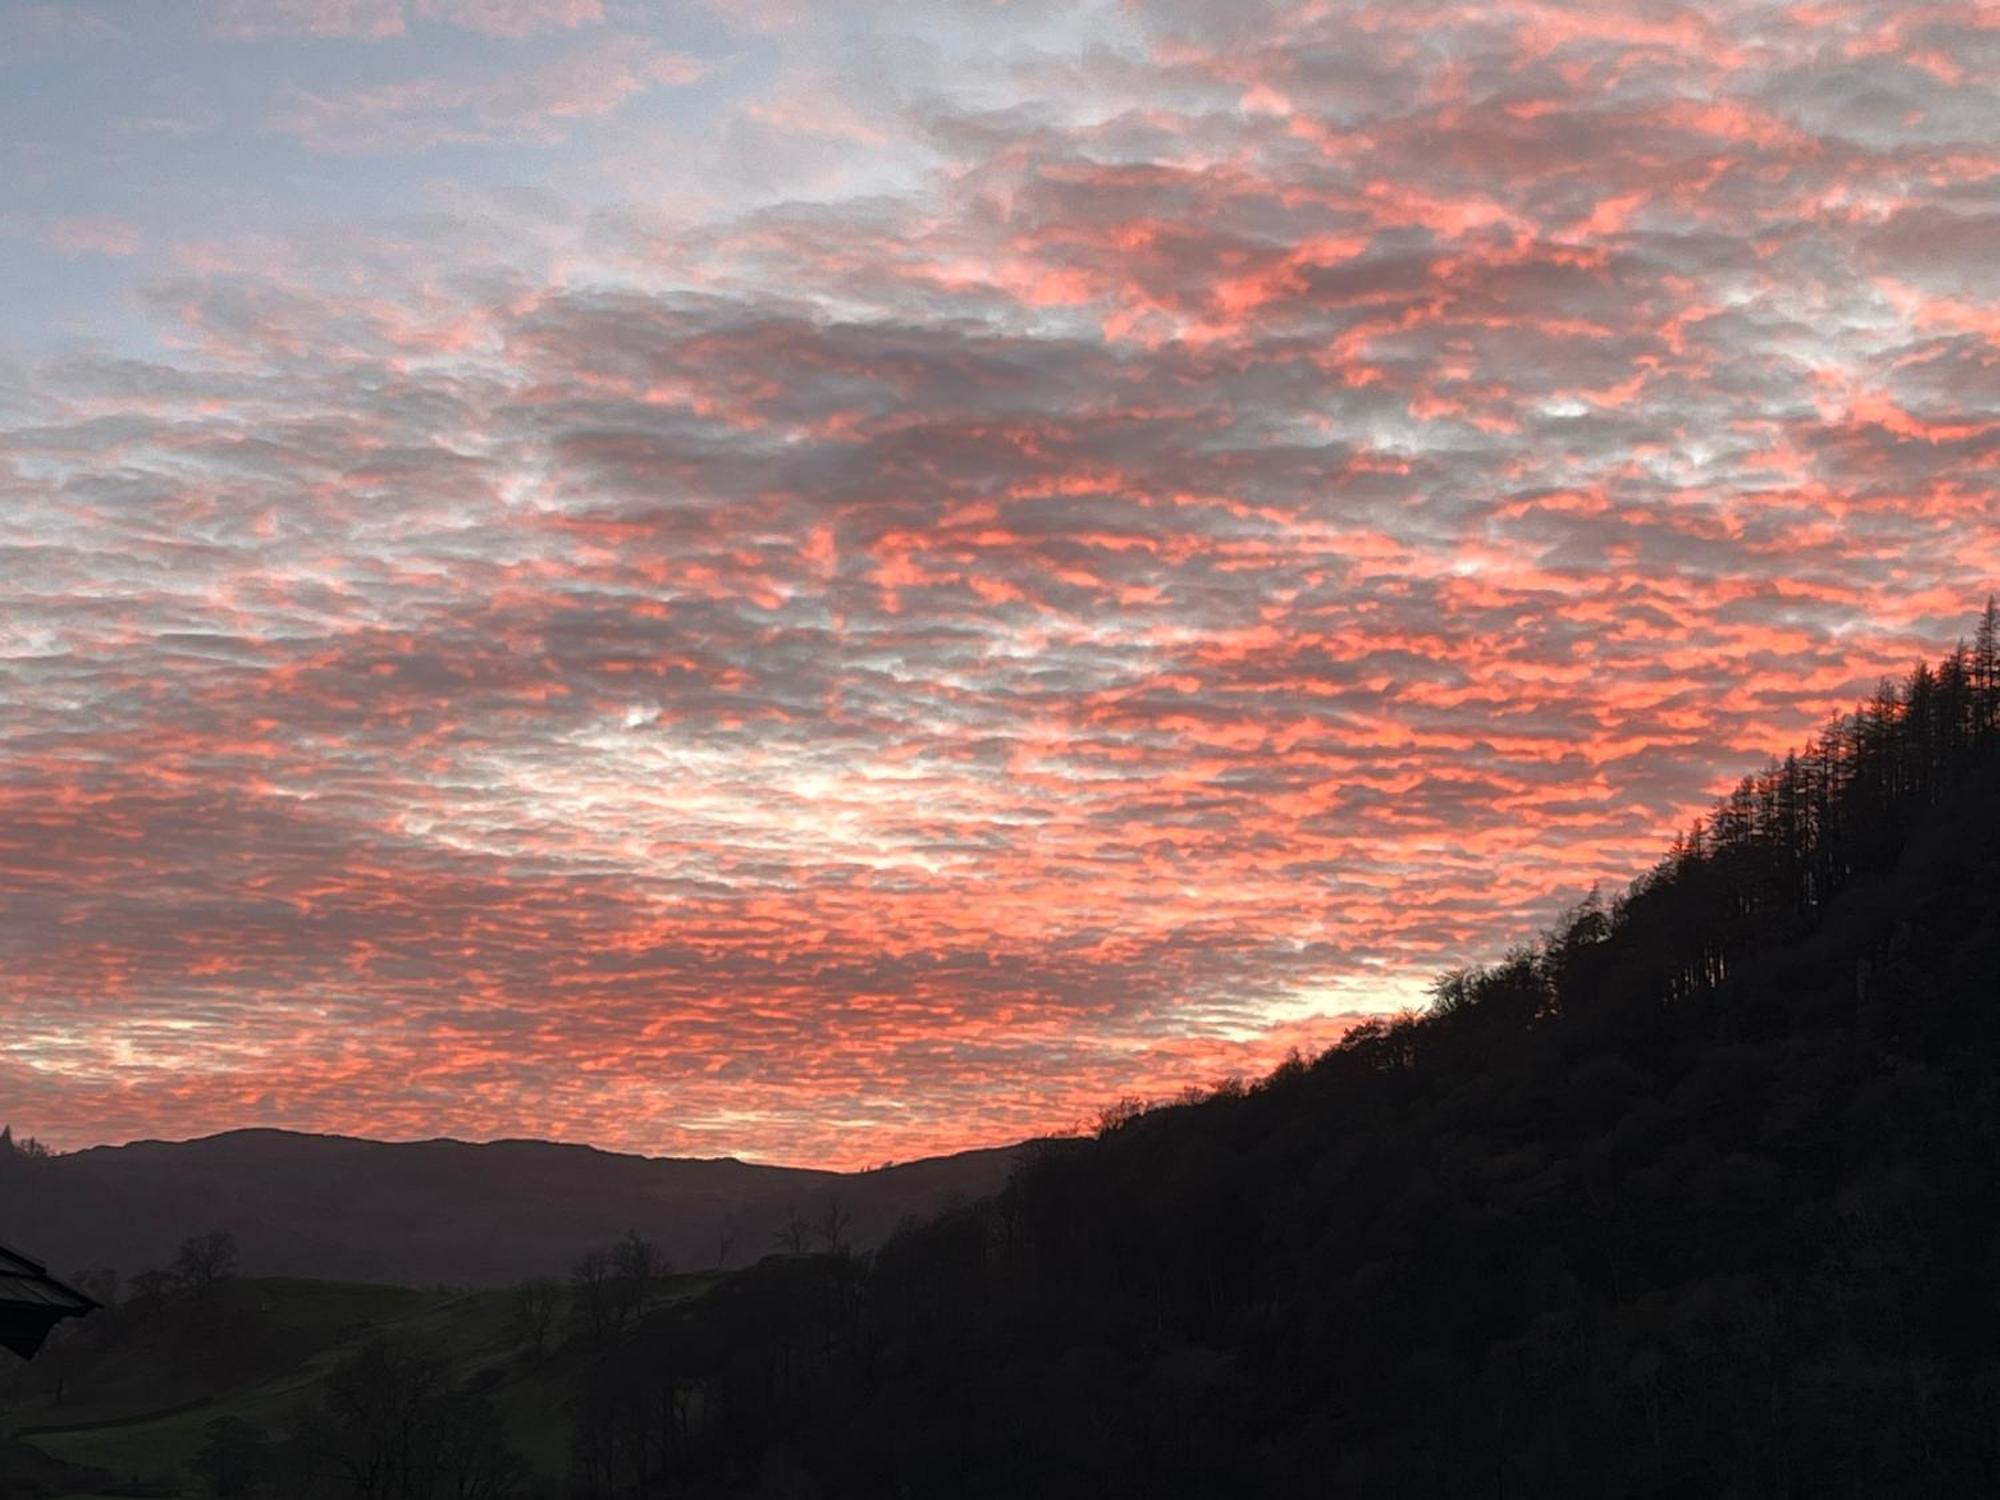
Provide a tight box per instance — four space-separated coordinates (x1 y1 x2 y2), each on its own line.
570 1249 614 1342
191 1415 269 1498
510 1276 560 1362
289 1338 525 1498
610 1230 664 1326
774 1207 813 1254
816 1198 853 1255
1095 1096 1147 1136
0 1124 51 1158
172 1231 238 1293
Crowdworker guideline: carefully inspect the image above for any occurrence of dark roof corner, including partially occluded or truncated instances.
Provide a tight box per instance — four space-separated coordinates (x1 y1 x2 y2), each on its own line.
0 1242 99 1360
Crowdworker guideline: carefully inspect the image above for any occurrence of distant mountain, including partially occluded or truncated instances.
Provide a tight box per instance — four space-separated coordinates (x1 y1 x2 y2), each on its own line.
0 1129 1019 1287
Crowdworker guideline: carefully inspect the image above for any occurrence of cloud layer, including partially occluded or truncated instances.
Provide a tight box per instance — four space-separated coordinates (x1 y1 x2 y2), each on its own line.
2 0 1996 1166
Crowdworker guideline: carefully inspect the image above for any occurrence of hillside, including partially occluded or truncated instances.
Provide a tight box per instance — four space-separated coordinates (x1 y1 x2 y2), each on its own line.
0 1271 682 1498
0 1132 1016 1289
546 604 2000 1496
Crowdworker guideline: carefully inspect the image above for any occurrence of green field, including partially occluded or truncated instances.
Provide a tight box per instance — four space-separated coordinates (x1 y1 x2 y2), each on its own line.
0 1273 713 1497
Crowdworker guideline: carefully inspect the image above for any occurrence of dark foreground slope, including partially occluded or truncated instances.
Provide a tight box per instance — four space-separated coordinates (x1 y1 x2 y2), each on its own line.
0 1132 1016 1287
568 614 2000 1497
0 1271 709 1498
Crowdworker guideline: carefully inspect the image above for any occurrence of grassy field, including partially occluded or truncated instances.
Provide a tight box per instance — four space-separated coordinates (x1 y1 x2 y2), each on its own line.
0 1272 712 1496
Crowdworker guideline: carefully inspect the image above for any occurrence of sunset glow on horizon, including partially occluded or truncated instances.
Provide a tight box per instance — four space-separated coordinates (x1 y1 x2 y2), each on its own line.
3 0 1996 1167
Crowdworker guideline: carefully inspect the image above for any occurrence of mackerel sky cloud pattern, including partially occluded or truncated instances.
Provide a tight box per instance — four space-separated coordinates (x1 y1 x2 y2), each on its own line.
2 0 1996 1166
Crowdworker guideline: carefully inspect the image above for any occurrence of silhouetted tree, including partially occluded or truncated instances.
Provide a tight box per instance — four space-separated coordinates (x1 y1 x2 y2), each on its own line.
561 596 2000 1500
192 1415 270 1498
1975 596 1999 733
610 1230 663 1327
1096 1096 1148 1136
509 1276 560 1363
773 1208 813 1255
0 1124 52 1159
172 1231 239 1293
288 1338 525 1500
815 1198 853 1256
570 1249 615 1343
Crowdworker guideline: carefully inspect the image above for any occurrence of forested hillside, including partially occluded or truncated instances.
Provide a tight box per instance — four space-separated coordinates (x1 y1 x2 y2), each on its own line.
566 600 2000 1497
10 603 2000 1499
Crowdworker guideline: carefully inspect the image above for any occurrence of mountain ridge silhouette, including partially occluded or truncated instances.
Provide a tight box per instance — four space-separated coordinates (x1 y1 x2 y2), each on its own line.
0 1127 1021 1287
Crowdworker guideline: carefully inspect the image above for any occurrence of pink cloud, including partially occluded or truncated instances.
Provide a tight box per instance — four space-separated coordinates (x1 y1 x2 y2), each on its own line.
0 3 126 48
414 0 604 38
5 0 1998 1166
208 0 604 40
266 35 704 151
207 0 406 40
38 215 142 257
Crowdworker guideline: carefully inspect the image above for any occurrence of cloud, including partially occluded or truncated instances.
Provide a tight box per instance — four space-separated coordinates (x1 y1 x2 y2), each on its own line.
265 35 705 152
207 0 603 39
414 0 604 38
0 2 124 60
4 0 1997 1165
36 215 143 257
207 0 407 41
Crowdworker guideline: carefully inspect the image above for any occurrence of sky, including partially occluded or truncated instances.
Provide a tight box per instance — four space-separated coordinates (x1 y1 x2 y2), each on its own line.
2 0 1996 1168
